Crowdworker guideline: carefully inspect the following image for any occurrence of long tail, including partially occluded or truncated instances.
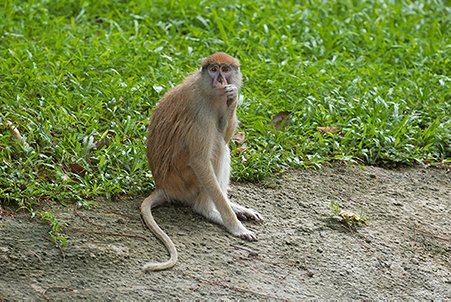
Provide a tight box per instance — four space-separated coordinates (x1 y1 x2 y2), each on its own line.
140 191 178 271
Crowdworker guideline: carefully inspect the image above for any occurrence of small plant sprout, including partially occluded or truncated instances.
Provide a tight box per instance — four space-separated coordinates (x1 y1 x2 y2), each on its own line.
329 199 367 228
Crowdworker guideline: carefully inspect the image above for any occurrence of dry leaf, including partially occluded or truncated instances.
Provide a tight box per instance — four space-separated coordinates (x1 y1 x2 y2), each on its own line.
234 146 248 155
6 120 30 148
317 126 340 134
0 206 16 218
31 283 47 295
94 138 110 149
62 173 71 182
339 209 367 225
37 170 52 180
232 132 246 145
272 111 291 130
70 163 86 176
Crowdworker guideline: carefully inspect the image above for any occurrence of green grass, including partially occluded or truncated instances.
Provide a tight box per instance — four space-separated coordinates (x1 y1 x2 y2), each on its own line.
1 0 450 210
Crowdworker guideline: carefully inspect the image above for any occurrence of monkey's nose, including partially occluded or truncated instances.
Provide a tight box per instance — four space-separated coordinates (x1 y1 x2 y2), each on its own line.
215 74 227 89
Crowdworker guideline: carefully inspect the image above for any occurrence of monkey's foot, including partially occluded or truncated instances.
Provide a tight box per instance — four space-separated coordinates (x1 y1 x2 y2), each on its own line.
231 203 264 222
239 229 257 241
228 223 257 241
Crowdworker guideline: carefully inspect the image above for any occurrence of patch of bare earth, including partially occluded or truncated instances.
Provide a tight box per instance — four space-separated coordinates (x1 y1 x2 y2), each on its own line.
1 164 450 300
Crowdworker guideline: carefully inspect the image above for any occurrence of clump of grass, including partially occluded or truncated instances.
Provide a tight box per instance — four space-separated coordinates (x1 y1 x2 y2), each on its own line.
0 0 449 211
36 211 69 248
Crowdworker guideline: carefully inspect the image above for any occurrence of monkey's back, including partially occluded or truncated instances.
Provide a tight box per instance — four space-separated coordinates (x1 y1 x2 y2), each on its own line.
147 78 211 199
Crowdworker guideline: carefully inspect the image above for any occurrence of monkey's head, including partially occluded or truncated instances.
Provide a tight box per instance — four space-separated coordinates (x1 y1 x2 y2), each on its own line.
201 52 242 91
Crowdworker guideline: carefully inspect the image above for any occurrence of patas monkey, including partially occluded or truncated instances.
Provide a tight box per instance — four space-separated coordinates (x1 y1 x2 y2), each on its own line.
141 52 263 271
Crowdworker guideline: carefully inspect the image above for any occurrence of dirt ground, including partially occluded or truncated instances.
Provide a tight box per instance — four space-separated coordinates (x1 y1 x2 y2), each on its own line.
0 163 450 300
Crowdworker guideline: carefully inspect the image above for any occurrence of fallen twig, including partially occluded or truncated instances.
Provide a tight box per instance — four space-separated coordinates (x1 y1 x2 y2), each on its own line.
232 244 259 256
6 120 30 148
69 227 149 241
43 286 77 295
181 271 288 301
414 227 451 243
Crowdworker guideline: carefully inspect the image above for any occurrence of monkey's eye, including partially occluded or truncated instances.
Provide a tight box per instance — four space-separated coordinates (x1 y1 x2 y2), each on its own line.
221 66 230 73
210 66 219 73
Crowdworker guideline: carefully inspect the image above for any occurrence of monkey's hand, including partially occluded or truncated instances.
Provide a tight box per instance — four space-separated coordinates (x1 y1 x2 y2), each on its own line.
224 84 238 107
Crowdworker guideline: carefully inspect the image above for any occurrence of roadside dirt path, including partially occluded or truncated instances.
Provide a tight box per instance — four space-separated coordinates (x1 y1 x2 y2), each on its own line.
1 164 450 300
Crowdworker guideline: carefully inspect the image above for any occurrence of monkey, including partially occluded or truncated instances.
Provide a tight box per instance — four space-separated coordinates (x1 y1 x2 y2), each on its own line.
140 52 263 271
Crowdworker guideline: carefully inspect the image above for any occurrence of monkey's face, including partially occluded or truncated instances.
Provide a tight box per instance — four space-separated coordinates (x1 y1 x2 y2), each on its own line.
206 64 237 89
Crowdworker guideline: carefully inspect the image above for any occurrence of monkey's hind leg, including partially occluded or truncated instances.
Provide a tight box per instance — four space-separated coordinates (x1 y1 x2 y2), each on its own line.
217 145 232 194
193 191 223 225
216 146 263 222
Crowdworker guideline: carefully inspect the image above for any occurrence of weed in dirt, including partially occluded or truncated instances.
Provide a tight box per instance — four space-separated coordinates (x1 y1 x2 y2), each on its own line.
329 199 367 229
36 211 69 248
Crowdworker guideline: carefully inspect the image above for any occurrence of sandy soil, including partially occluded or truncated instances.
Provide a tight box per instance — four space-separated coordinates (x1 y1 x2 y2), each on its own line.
0 164 450 300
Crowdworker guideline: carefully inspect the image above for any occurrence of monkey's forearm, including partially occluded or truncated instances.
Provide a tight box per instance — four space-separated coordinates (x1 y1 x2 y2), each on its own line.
226 96 236 107
224 86 238 141
224 110 238 142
